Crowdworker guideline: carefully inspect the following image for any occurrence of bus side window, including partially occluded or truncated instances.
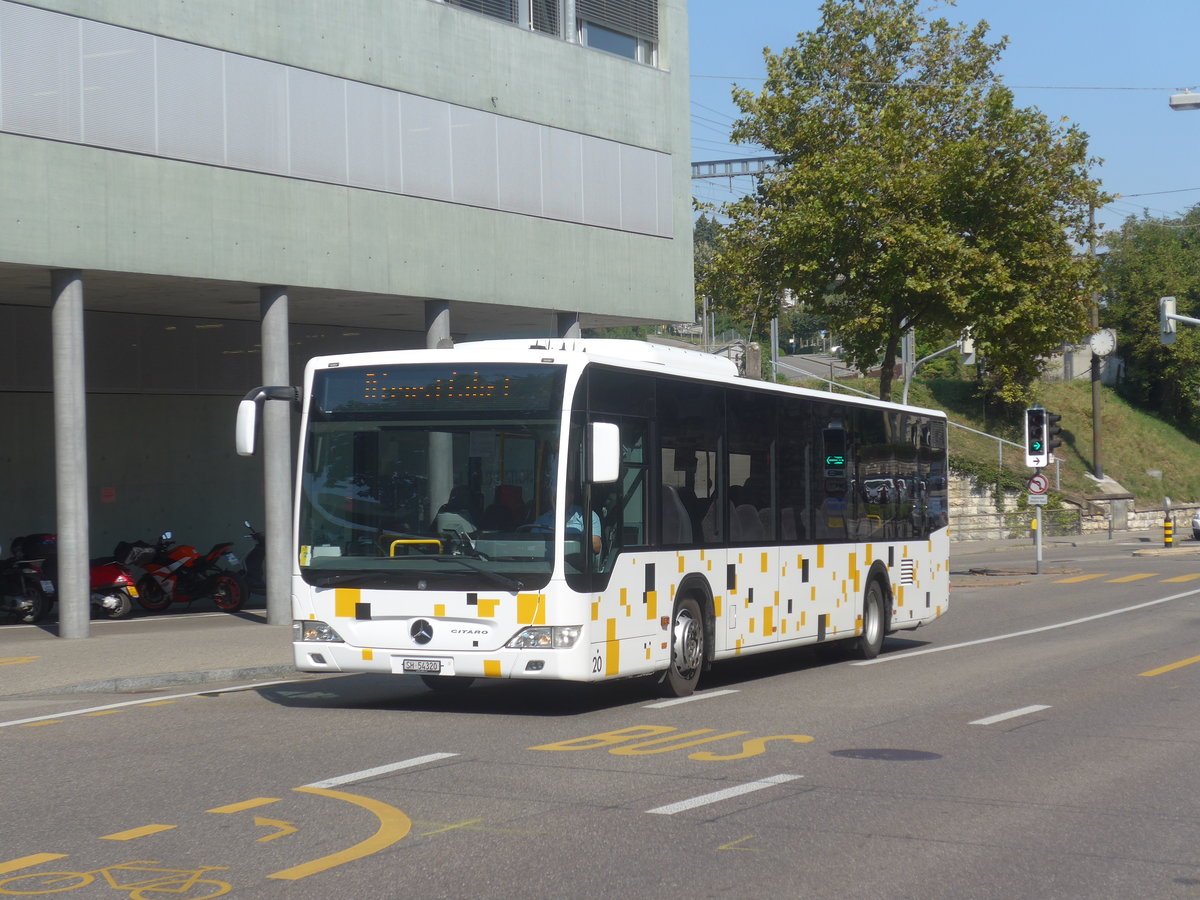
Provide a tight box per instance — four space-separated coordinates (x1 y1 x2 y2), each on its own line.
599 418 648 568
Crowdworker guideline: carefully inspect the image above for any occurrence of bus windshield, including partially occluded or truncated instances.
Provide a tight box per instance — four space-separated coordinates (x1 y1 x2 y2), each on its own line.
297 363 567 591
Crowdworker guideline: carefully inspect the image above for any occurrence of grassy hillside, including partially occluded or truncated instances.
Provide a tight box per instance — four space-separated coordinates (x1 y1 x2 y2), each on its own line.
783 370 1200 508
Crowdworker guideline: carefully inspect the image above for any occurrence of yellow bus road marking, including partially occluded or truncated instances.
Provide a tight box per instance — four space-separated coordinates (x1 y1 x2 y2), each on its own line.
0 656 40 667
0 854 68 876
21 721 61 727
417 818 483 837
1053 574 1108 583
1161 573 1200 583
413 819 546 838
254 818 298 842
718 835 764 852
1139 654 1200 677
208 798 282 814
1106 573 1158 583
84 710 122 717
267 787 411 881
102 824 177 841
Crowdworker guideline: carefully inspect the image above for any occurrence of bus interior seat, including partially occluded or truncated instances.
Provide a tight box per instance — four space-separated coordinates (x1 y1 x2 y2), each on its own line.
661 484 693 544
732 504 764 542
481 484 524 531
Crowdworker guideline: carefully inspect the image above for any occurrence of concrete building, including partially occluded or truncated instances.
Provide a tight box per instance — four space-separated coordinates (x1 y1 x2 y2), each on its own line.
0 0 693 633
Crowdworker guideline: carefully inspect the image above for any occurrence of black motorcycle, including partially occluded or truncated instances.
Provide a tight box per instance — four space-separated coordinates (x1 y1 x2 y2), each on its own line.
242 520 265 596
1 538 53 624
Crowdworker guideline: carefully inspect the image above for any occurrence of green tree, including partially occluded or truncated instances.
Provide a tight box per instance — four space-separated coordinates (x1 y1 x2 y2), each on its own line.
1101 205 1200 436
704 0 1107 402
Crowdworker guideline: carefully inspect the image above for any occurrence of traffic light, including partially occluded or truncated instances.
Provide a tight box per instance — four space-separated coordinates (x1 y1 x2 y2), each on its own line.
1024 407 1048 468
1046 412 1063 455
1161 296 1177 345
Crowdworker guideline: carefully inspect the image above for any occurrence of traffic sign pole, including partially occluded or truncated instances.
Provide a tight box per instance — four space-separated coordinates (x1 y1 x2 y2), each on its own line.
1028 468 1045 574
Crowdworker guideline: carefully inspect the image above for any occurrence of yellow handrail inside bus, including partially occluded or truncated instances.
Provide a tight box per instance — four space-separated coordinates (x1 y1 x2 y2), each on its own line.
390 539 443 556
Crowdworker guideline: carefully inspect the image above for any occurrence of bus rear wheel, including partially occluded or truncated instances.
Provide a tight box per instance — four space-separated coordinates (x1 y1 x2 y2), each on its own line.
657 595 705 698
852 579 887 660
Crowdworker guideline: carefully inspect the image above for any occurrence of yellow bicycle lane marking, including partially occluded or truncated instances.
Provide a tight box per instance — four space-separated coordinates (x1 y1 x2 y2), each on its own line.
265 755 454 880
0 855 66 876
266 787 411 881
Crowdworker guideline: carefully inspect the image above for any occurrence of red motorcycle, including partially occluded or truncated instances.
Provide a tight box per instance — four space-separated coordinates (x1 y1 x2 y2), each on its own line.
10 533 139 620
122 531 247 613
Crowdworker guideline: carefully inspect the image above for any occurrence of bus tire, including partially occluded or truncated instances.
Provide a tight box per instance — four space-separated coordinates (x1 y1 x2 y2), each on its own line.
852 579 887 660
657 595 705 698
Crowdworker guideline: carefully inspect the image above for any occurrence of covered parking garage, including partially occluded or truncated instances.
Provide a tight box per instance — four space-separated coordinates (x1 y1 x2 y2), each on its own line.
0 0 692 636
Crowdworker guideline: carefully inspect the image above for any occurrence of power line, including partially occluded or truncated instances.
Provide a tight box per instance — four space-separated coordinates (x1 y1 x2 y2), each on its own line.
691 73 1196 93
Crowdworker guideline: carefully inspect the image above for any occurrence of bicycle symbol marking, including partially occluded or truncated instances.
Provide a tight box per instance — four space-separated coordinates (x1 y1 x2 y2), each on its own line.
0 859 231 899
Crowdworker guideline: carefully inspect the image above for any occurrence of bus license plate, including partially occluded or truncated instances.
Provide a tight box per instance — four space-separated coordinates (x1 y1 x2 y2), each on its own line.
401 658 442 674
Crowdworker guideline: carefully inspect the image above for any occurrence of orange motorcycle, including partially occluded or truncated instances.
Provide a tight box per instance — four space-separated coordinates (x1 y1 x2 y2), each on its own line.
122 530 247 613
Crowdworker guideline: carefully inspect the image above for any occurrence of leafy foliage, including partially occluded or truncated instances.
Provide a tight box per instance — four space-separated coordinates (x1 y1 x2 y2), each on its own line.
1101 205 1200 437
702 0 1108 403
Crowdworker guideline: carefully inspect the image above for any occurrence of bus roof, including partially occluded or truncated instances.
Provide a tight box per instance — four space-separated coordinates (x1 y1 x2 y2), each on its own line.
306 338 945 419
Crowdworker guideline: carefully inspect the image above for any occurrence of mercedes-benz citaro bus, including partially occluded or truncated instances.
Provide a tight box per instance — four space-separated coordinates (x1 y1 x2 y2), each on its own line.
237 339 949 697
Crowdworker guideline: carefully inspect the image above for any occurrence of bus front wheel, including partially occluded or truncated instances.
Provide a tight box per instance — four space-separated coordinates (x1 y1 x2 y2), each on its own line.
852 579 887 660
658 596 705 697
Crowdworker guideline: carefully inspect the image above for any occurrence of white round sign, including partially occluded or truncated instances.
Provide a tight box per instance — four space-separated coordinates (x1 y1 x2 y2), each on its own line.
1027 474 1048 495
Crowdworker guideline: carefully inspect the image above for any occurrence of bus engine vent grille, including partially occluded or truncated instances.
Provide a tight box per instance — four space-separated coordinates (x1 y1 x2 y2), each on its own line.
899 559 916 585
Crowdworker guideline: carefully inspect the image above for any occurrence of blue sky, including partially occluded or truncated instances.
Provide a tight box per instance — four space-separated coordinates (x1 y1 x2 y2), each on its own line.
688 0 1200 229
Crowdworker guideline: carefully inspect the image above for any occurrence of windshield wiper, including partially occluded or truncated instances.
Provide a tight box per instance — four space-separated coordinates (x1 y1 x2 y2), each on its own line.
306 571 404 588
429 557 523 592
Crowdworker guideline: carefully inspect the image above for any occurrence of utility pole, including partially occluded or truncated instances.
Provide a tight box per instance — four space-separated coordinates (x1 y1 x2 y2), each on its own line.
1089 206 1103 480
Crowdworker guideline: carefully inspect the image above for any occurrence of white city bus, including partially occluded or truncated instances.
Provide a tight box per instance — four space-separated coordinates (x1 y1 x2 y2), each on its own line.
238 339 949 696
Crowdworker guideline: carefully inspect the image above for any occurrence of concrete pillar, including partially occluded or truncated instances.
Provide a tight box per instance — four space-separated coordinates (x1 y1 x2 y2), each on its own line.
425 300 452 349
425 301 453 518
260 286 293 626
51 270 90 638
557 312 581 339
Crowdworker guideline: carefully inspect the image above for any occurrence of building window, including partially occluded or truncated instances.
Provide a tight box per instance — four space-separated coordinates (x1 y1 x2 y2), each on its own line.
577 0 657 63
443 0 562 36
579 20 654 64
445 0 517 26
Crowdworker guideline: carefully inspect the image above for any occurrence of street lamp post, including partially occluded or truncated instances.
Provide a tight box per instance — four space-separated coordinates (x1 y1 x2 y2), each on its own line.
1169 91 1200 111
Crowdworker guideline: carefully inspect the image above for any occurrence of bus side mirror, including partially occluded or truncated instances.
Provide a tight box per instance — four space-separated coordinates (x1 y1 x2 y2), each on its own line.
590 422 621 484
236 385 301 457
236 399 259 456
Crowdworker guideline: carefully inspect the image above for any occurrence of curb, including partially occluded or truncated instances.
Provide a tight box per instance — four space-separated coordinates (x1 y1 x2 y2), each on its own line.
11 664 302 698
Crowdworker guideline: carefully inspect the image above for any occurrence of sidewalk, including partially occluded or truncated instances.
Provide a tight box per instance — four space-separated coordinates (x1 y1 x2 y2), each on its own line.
0 608 296 698
4 529 1197 699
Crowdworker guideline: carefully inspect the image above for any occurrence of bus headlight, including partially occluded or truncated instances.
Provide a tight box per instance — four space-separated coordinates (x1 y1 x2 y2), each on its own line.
293 620 344 643
506 625 582 650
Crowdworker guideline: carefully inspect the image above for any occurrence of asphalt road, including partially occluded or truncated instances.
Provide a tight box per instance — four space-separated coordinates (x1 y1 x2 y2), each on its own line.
2 544 1199 899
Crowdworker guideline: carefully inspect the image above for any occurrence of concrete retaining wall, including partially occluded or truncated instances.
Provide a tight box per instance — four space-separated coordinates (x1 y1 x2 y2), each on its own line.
949 472 1193 543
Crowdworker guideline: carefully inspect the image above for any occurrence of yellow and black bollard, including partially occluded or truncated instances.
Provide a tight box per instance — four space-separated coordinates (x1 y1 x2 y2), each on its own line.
1164 518 1174 548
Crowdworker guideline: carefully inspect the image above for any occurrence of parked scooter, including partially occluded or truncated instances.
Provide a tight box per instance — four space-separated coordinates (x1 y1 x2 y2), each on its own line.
9 533 139 620
122 531 247 613
0 539 52 624
242 521 265 595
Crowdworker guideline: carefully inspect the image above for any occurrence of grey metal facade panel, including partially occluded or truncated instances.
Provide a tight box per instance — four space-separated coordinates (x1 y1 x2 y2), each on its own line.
0 2 82 142
0 0 673 239
155 38 225 164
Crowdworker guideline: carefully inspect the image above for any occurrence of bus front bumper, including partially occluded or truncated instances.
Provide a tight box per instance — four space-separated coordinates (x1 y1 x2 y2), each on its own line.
292 641 597 682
